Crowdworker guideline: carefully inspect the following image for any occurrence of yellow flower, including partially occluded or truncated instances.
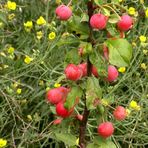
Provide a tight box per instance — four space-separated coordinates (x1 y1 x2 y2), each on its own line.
16 88 22 94
132 42 137 47
36 31 43 40
13 82 18 88
76 138 79 146
0 138 7 148
145 9 148 18
0 22 4 28
7 46 15 54
118 67 126 73
3 65 9 69
101 99 109 106
126 108 131 117
140 0 144 4
39 80 44 86
139 35 147 43
46 87 50 91
119 0 123 2
24 56 33 64
129 100 141 111
140 63 147 70
56 0 62 4
48 32 56 40
27 115 33 121
6 1 16 10
54 83 61 88
24 21 33 29
143 49 148 55
128 7 136 15
36 16 46 25
8 13 15 20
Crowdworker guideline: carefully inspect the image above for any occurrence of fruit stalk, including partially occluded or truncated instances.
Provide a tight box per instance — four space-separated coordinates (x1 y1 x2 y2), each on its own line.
78 1 94 148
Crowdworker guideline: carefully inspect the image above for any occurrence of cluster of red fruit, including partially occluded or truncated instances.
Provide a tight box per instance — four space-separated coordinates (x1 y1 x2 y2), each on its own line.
47 4 130 139
65 63 119 82
55 4 133 31
46 85 127 138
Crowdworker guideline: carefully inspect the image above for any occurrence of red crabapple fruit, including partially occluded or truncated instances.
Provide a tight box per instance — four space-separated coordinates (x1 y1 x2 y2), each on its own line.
97 122 114 138
55 5 72 21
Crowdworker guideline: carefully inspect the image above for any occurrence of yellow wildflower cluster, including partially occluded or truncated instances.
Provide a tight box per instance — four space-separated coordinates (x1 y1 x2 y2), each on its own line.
24 21 33 32
48 32 56 40
101 99 109 106
139 35 147 43
54 83 61 88
24 55 33 64
36 16 46 25
145 9 148 18
36 31 43 40
129 100 141 111
6 1 16 10
8 13 15 20
118 67 126 73
0 138 7 147
140 63 147 70
128 7 136 16
7 46 15 54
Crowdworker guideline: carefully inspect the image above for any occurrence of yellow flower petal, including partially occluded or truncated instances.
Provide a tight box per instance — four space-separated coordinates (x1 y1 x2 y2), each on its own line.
48 32 56 40
24 21 33 29
139 35 147 43
7 46 15 54
118 67 126 73
24 56 33 64
54 83 61 88
36 31 43 40
16 88 22 94
128 7 136 15
140 63 147 70
6 1 16 10
145 9 148 18
129 100 141 111
0 138 7 147
36 16 46 25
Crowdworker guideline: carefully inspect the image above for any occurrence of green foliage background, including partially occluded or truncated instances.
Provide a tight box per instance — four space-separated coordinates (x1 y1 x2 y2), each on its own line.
0 0 148 147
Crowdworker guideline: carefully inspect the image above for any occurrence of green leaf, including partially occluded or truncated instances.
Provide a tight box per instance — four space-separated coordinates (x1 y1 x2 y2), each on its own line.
65 48 81 65
87 137 117 148
102 8 110 16
108 14 120 24
80 13 89 22
64 86 83 110
0 12 7 24
89 51 108 77
94 0 104 5
86 77 102 110
105 39 133 67
67 15 89 36
54 132 77 146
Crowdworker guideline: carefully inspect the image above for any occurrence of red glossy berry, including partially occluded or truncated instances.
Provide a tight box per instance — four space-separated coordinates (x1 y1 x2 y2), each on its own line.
107 65 118 82
57 86 70 99
78 63 87 77
113 106 126 121
117 15 133 31
46 88 63 104
91 65 99 77
97 122 114 138
90 13 108 30
56 102 73 118
65 64 82 81
53 118 63 125
103 45 109 61
55 5 72 21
